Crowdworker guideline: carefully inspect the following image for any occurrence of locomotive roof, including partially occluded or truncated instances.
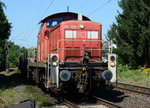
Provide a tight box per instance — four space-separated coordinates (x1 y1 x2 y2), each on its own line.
40 12 91 23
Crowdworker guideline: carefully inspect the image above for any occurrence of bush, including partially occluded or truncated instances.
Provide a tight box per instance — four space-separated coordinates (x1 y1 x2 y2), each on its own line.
144 68 150 77
118 64 131 72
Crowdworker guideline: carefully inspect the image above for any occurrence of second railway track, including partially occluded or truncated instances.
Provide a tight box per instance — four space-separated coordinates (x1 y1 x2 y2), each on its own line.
116 82 150 96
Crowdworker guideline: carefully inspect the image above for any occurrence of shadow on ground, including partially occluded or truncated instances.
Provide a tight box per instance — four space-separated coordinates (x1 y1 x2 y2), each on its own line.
0 69 34 90
0 69 126 106
46 86 126 105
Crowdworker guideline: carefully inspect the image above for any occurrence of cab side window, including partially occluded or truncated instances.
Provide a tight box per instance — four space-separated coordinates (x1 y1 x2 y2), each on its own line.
39 23 44 33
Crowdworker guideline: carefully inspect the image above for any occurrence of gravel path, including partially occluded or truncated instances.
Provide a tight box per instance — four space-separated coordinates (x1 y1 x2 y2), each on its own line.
94 88 150 108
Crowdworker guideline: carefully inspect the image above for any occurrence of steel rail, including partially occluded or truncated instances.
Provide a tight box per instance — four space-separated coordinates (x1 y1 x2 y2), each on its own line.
64 99 80 108
117 82 150 96
115 86 150 96
118 82 150 90
52 91 79 108
93 96 122 108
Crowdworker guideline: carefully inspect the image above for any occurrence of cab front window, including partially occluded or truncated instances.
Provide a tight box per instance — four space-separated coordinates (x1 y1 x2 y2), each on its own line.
46 17 63 28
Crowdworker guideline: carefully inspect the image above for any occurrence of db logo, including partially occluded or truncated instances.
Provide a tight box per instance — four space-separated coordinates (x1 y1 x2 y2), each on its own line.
78 31 87 38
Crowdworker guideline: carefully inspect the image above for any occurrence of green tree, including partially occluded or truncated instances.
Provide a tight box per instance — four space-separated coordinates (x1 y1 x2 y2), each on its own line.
0 1 11 70
20 47 28 58
8 41 28 67
8 42 19 67
0 2 11 39
107 0 150 68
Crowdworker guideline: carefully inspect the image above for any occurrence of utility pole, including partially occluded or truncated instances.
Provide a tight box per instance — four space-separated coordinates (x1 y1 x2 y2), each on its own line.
5 44 9 73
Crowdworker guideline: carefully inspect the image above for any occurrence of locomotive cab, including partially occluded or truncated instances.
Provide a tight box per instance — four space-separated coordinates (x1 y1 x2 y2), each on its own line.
26 12 117 93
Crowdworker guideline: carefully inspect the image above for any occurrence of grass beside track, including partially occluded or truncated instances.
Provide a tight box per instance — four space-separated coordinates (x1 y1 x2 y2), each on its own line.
0 67 150 107
25 85 52 107
0 68 52 108
118 68 150 88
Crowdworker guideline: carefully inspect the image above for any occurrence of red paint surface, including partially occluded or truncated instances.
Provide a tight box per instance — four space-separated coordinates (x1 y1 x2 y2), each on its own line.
37 13 102 62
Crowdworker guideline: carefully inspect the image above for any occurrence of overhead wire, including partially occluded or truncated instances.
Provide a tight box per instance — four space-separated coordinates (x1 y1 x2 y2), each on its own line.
27 0 55 48
30 0 55 37
31 0 55 31
87 0 112 16
29 0 43 27
76 0 89 12
39 0 55 22
9 31 24 41
23 0 43 48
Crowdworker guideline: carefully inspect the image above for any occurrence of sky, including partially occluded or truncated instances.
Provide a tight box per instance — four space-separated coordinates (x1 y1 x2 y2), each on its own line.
3 0 121 48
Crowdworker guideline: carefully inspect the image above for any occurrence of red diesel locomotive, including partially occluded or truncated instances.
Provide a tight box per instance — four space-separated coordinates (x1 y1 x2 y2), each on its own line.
21 12 117 93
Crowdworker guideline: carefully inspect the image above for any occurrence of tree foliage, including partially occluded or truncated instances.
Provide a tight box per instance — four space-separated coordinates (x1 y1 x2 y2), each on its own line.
8 42 28 67
107 0 150 68
0 1 11 40
0 1 11 70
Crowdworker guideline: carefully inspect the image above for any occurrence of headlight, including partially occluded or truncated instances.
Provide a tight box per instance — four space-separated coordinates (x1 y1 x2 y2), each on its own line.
52 61 57 67
110 56 115 61
82 67 87 71
52 55 58 61
110 55 115 67
110 62 115 67
79 24 85 29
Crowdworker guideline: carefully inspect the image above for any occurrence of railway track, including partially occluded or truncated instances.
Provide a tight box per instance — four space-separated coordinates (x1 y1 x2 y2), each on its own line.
33 85 117 108
116 82 150 96
64 95 123 108
93 96 122 108
58 83 150 108
54 91 123 108
64 99 79 108
31 84 150 108
48 91 80 108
